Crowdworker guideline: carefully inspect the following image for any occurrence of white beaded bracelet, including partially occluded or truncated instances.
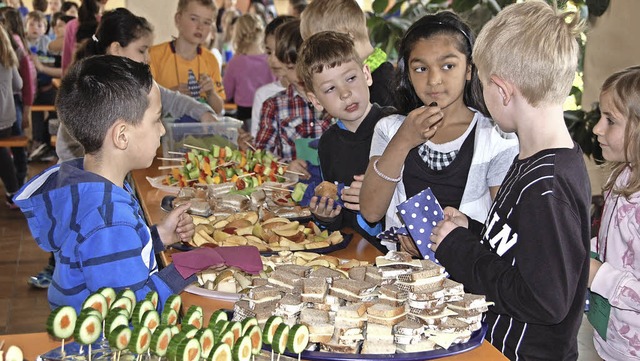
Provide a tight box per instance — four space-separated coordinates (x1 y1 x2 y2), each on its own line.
373 158 403 183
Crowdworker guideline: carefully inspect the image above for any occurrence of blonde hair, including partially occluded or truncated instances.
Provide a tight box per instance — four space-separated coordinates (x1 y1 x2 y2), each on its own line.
473 0 584 107
232 14 264 54
26 10 47 25
600 66 640 198
176 0 216 13
297 31 362 93
299 0 368 44
0 26 18 68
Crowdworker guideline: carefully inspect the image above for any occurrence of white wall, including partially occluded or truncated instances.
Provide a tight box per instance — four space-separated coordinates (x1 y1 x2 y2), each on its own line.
125 0 179 45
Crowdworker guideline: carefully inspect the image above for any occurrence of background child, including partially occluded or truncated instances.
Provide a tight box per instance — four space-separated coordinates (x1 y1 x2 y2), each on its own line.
253 19 330 164
429 2 590 360
250 15 294 138
0 26 22 208
300 0 395 108
149 0 224 115
589 65 640 361
14 55 200 312
60 1 78 17
61 0 108 74
0 7 34 188
298 31 395 253
360 12 518 236
222 13 275 128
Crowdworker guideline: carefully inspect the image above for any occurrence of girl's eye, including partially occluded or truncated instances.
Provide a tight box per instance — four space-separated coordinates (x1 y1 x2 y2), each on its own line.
443 64 454 70
414 66 426 73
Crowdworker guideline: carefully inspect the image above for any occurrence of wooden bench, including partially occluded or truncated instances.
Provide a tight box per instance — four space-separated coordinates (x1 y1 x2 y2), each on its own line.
31 105 56 113
0 135 29 148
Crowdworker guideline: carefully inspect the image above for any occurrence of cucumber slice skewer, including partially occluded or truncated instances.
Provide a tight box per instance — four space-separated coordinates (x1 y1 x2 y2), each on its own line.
46 306 77 339
108 324 132 350
97 287 117 309
208 342 231 361
286 324 309 355
231 335 252 361
82 293 108 320
150 325 173 357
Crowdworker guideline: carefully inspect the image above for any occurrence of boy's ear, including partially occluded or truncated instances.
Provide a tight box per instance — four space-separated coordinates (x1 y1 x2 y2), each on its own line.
362 64 373 87
111 120 129 150
490 74 514 107
306 91 324 111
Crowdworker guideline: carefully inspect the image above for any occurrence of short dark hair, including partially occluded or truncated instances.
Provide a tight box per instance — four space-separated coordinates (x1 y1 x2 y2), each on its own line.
274 19 301 64
32 0 48 12
61 1 78 14
297 31 362 93
56 55 153 154
265 15 294 37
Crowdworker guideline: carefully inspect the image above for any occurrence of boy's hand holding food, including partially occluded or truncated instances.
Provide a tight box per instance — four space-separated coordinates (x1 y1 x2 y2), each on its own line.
157 203 195 245
430 207 468 252
341 174 363 211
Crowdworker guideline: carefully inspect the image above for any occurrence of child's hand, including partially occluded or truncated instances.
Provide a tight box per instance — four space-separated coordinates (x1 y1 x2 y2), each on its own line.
443 206 469 229
199 112 219 123
199 73 214 94
397 105 443 148
22 108 31 129
157 203 195 246
398 234 421 258
288 159 310 180
341 174 364 211
588 258 603 288
237 128 254 151
310 196 342 222
430 216 461 252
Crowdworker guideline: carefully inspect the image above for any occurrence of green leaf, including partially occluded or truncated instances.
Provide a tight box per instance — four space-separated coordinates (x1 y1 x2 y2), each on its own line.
372 0 390 14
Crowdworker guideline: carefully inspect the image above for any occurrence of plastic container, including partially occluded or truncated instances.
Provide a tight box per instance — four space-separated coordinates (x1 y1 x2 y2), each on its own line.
161 116 243 158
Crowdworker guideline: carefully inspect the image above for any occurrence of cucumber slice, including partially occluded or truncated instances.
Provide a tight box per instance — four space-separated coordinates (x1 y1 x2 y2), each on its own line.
5 345 23 361
116 289 137 310
79 308 101 321
104 312 129 338
129 326 152 355
166 332 188 361
74 313 102 345
150 325 173 357
165 294 182 314
211 320 229 340
82 292 108 319
97 287 117 309
244 325 262 355
195 328 215 358
224 321 242 343
131 299 155 327
170 325 180 336
183 305 204 329
286 324 309 354
208 310 228 328
240 317 257 335
218 329 235 349
145 290 159 309
162 307 179 326
110 296 133 317
271 323 289 354
178 338 202 361
46 305 77 339
208 342 231 361
261 315 283 345
108 324 132 351
180 324 200 338
231 336 252 361
141 309 160 333
110 307 131 320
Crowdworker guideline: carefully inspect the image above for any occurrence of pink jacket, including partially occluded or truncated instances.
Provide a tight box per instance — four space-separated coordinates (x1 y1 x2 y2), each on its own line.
61 18 79 74
12 34 36 106
591 166 640 360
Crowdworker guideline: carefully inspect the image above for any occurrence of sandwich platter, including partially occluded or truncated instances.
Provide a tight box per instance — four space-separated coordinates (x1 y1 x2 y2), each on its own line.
262 323 487 361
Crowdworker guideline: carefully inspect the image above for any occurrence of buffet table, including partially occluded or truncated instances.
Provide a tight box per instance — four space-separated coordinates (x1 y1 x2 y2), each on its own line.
124 158 508 361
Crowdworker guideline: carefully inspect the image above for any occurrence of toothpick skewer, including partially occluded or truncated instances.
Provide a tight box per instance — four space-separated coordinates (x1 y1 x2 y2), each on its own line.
237 172 256 178
285 170 306 176
244 141 256 151
157 157 185 161
167 151 186 156
183 144 209 152
0 340 5 350
263 185 293 193
158 165 183 170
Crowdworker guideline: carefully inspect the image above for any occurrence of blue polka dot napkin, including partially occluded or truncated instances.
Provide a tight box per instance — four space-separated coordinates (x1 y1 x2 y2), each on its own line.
396 187 444 260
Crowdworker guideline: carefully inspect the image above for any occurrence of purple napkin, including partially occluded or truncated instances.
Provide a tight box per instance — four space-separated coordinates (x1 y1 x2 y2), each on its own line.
396 188 444 261
172 246 263 279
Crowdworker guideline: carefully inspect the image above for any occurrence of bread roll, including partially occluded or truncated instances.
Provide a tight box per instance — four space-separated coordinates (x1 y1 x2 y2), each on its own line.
314 181 338 200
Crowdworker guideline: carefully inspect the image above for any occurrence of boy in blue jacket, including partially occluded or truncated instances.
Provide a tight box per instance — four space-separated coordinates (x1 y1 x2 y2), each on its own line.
15 55 198 312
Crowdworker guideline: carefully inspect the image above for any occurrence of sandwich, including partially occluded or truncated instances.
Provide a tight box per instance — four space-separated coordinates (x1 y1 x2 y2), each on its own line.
364 322 395 343
276 264 311 277
377 284 408 307
361 340 397 354
366 303 407 326
442 278 465 301
309 266 345 284
314 181 338 200
299 308 330 325
319 340 360 354
348 266 367 281
276 293 304 315
396 338 438 353
364 266 384 285
393 319 424 345
307 323 334 344
335 302 367 329
247 285 282 305
447 294 493 331
301 277 328 303
330 278 377 302
267 269 303 290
